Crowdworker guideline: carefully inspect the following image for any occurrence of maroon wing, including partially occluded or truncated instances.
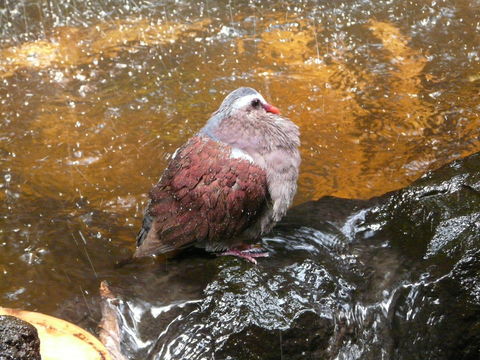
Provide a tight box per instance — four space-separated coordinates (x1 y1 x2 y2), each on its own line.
134 135 268 257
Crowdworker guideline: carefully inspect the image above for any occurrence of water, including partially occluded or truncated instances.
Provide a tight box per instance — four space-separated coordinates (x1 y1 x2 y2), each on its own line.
0 0 479 358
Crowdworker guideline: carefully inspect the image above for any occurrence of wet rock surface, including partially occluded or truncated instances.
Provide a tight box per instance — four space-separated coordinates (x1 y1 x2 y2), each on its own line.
102 152 480 359
0 315 41 360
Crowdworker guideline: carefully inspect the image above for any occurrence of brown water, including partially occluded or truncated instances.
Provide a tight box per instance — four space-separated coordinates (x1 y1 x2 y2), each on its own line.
0 0 479 328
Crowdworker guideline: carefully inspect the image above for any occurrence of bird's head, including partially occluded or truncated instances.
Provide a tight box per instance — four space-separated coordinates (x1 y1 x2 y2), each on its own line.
200 87 282 142
217 87 281 117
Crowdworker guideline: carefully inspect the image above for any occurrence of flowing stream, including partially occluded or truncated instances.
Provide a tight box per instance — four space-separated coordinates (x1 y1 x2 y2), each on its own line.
0 1 479 358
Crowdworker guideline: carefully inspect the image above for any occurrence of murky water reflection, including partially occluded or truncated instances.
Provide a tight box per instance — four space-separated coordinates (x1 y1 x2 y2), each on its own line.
0 0 479 348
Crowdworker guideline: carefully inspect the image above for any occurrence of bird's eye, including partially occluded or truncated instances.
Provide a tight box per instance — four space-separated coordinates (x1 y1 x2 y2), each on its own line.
251 99 261 108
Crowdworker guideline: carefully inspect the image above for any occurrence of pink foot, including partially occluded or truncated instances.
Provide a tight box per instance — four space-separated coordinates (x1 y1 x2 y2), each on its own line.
218 247 269 264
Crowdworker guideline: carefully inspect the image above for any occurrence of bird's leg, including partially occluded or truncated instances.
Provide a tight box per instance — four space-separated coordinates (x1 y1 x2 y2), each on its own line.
218 244 269 264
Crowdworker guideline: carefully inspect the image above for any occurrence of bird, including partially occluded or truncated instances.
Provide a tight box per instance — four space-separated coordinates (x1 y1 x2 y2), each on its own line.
134 87 300 263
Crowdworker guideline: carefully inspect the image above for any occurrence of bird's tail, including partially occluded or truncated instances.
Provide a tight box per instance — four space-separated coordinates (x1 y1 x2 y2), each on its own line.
136 213 153 247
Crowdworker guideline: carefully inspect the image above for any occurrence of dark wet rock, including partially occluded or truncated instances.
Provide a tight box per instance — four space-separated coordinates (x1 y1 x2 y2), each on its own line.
0 315 41 360
101 152 480 359
390 250 480 360
216 311 333 360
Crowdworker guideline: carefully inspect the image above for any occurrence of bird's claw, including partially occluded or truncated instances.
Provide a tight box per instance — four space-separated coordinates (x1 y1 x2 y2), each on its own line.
218 247 269 264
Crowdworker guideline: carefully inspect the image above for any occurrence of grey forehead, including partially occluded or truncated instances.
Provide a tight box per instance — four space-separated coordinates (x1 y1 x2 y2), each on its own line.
221 87 260 106
229 87 259 99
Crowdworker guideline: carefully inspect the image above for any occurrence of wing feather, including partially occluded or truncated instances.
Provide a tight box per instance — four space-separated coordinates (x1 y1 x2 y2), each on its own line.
134 135 268 257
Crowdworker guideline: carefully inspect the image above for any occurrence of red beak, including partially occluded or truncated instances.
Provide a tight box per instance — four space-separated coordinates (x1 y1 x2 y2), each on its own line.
263 103 281 115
